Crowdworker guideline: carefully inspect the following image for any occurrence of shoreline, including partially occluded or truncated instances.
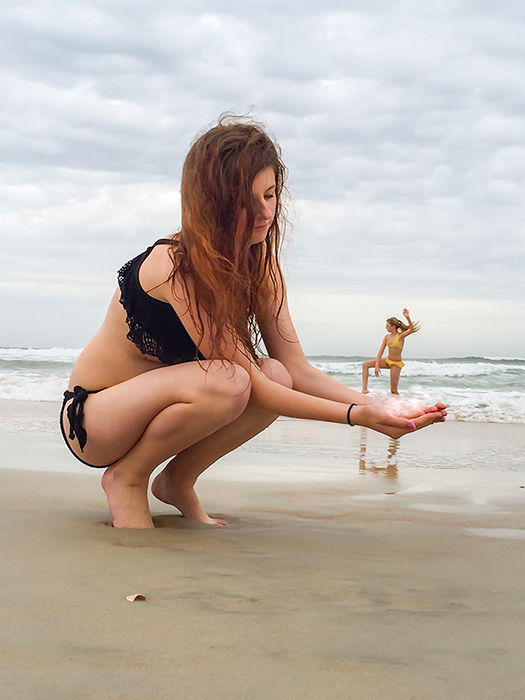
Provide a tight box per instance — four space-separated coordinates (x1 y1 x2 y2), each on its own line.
2 404 524 698
1 399 525 479
2 465 525 699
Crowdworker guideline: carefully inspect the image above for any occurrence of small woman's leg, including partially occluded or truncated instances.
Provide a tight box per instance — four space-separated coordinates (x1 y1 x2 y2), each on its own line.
63 361 251 528
389 365 402 395
361 360 376 393
151 359 293 524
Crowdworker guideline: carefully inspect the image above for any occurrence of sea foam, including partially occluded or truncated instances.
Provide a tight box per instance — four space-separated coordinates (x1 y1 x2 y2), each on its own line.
1 348 524 423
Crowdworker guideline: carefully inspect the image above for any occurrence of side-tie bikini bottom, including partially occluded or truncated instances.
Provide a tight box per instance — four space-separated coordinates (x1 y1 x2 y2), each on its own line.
59 385 109 468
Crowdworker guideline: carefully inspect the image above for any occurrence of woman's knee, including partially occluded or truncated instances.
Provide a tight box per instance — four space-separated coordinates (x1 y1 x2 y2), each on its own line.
260 358 293 389
201 360 251 416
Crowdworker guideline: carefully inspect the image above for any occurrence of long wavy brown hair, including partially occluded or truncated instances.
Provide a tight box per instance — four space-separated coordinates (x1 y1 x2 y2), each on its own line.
169 115 288 361
387 317 421 333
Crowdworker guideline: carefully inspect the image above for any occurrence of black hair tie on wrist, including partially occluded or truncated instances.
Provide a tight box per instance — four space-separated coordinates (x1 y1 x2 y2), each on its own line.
346 403 357 426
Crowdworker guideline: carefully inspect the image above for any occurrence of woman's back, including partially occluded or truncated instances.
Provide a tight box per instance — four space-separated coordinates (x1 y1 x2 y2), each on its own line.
68 240 198 391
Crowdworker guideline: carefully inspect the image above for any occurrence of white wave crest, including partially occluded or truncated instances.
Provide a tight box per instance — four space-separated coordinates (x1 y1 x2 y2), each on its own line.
0 373 67 401
384 387 525 424
0 347 82 363
312 360 525 378
402 361 525 378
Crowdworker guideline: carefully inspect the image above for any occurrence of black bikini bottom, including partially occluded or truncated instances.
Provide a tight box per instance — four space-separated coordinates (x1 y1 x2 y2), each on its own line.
59 385 110 469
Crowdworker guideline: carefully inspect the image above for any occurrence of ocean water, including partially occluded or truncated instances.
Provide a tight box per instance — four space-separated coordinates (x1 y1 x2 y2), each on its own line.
0 347 524 424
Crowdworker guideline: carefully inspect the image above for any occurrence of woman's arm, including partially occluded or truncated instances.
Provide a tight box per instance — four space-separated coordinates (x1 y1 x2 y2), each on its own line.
162 275 445 438
375 337 387 374
258 289 374 405
253 283 445 436
399 308 418 338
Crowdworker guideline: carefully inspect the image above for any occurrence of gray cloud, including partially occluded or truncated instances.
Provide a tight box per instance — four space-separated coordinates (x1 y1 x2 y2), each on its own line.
1 0 524 353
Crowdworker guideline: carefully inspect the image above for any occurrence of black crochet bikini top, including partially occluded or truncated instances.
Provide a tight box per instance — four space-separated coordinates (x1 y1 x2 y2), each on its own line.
117 238 205 365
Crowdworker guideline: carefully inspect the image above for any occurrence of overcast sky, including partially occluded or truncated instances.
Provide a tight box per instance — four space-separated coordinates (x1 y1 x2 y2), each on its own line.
1 0 524 357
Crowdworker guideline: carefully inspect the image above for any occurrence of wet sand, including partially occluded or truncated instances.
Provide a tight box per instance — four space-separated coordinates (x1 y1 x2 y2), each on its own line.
1 416 525 699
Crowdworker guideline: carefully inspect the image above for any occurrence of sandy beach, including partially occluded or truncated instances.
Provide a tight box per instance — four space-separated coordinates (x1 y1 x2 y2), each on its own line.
1 404 525 699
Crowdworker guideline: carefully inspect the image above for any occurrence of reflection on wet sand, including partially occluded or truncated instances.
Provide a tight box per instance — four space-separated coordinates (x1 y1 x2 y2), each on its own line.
358 427 399 482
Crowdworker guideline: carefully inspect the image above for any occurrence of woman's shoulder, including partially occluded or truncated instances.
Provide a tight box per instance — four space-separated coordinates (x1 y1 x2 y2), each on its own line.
136 240 179 297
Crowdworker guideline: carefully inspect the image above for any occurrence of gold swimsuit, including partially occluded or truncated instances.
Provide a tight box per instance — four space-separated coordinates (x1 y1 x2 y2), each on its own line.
386 334 405 368
385 357 404 369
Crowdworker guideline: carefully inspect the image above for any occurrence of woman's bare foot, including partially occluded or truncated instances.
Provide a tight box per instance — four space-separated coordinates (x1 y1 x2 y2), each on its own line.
362 388 369 394
151 469 227 526
101 467 154 529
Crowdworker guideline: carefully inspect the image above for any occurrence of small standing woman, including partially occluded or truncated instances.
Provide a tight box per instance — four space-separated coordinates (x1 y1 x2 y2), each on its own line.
361 309 420 395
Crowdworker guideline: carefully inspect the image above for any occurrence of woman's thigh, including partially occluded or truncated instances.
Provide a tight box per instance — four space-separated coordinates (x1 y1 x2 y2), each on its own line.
62 360 249 465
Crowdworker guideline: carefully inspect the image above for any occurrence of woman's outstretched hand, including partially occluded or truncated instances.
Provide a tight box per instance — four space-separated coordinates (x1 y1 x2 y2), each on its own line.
350 402 447 439
402 308 410 319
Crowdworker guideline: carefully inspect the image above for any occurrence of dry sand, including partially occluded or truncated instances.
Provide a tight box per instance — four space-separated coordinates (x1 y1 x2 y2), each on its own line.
2 419 525 700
